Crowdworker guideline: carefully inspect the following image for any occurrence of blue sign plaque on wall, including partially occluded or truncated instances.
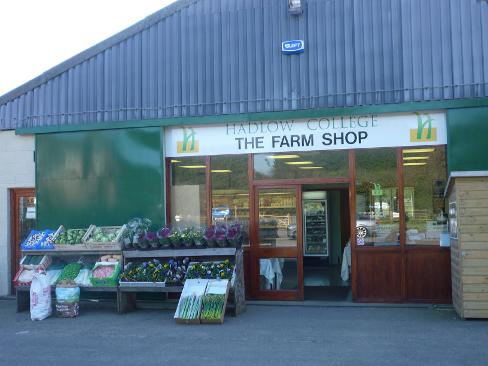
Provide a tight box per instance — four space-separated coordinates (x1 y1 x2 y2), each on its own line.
281 40 305 54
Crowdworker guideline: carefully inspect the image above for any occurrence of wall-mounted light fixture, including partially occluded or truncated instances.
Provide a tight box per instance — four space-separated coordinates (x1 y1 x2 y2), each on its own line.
288 0 303 15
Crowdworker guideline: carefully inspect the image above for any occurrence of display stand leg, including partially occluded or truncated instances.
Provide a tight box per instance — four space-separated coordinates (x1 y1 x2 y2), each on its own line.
16 290 30 312
233 249 247 316
118 292 136 314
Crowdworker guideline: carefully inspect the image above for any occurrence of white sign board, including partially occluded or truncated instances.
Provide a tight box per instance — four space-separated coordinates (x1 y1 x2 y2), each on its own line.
26 207 36 219
165 111 447 157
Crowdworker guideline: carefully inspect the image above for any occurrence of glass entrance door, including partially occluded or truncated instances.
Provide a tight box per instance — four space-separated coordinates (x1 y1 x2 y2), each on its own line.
10 188 36 294
253 186 303 300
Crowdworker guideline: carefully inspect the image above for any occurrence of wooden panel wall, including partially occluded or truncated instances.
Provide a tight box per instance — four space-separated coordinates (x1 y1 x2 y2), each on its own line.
405 249 451 302
355 251 403 302
452 177 488 318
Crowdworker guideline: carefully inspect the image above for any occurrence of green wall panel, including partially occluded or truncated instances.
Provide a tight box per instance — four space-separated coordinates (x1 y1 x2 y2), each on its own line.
447 107 488 173
36 127 163 229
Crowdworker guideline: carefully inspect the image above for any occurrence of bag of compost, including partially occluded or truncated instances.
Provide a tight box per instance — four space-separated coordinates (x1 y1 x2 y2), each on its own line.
55 281 80 318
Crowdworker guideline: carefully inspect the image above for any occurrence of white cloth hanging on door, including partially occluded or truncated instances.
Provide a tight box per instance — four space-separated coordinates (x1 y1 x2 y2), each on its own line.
341 241 351 281
259 258 283 289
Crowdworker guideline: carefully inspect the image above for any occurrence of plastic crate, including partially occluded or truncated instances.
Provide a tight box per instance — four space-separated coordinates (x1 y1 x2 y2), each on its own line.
90 262 121 287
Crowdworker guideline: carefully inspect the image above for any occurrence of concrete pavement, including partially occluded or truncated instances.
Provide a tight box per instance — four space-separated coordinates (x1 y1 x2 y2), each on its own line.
0 299 487 366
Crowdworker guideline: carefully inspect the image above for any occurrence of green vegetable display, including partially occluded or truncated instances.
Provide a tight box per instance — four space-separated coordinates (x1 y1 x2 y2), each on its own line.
88 227 118 243
57 263 82 283
200 294 226 320
55 229 87 245
177 295 202 320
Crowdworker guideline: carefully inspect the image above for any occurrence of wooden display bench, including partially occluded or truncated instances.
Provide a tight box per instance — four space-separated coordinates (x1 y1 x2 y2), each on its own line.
118 247 246 316
16 247 122 313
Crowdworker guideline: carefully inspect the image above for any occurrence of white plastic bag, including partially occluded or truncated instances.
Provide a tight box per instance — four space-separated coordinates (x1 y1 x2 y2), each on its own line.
74 268 92 287
46 269 62 286
30 272 52 321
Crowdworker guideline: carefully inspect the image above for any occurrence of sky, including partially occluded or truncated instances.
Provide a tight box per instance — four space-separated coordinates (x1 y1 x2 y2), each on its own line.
0 0 175 97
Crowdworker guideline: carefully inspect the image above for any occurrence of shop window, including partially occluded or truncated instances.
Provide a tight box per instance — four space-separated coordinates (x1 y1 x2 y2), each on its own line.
170 157 207 228
254 151 349 180
403 146 447 246
211 155 250 246
259 258 298 290
258 188 297 248
355 148 399 247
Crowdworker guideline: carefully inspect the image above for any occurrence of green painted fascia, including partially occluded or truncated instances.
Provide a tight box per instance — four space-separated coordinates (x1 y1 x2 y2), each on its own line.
16 97 488 135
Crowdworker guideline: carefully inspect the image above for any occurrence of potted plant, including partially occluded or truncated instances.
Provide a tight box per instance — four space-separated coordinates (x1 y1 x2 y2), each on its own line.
127 217 151 249
204 226 217 247
169 228 183 248
215 225 228 248
145 231 159 249
157 226 171 249
192 229 206 248
164 258 189 286
181 227 194 248
226 223 243 248
121 230 133 250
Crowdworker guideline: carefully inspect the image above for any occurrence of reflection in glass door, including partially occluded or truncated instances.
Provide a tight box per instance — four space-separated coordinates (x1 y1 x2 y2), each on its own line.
255 186 303 300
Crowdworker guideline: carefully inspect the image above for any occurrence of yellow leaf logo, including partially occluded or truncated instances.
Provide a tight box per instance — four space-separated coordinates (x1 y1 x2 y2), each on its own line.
410 113 437 142
176 127 199 153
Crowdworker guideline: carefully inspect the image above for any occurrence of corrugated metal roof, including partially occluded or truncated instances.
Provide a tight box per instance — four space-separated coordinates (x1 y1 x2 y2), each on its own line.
1 0 488 130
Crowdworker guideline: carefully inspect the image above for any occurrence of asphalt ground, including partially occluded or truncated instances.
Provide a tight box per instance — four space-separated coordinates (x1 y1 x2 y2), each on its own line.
0 299 487 366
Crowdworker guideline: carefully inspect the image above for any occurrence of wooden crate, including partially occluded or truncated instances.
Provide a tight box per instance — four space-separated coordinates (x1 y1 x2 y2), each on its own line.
174 279 208 324
20 254 52 270
200 279 230 324
84 225 126 250
51 225 93 249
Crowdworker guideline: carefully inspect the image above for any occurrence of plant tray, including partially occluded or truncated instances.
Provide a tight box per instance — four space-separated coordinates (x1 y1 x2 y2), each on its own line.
186 260 236 282
84 225 127 249
119 281 166 288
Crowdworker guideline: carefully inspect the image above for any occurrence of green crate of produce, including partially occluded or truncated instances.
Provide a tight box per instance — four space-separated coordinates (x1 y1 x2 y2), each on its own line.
57 263 83 284
90 262 121 287
84 225 126 249
53 225 91 246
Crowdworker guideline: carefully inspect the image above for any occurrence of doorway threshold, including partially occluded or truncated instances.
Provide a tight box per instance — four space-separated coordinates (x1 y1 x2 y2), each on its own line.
247 300 450 309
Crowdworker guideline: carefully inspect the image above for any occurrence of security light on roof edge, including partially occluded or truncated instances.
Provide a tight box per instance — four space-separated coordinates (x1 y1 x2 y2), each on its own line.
288 0 303 15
